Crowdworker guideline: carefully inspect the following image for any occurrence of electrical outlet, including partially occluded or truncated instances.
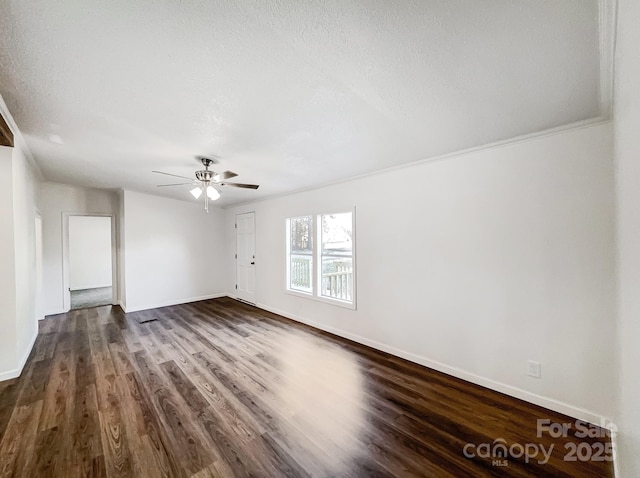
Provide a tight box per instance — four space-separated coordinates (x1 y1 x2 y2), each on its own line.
527 360 542 378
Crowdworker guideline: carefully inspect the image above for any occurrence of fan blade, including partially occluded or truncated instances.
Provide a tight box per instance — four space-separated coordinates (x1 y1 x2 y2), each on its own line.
152 170 194 181
157 182 195 187
212 170 238 182
221 182 259 189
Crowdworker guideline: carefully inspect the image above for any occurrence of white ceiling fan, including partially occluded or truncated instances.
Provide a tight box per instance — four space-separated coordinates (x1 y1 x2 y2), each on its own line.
153 157 259 211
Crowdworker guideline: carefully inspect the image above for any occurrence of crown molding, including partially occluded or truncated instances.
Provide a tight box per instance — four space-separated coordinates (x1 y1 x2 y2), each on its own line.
224 116 612 210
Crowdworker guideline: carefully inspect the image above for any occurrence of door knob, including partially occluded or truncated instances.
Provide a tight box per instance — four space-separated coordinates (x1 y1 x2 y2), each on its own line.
250 261 255 265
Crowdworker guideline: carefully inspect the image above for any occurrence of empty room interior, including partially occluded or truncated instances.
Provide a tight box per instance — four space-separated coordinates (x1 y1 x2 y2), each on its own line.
1 1 639 477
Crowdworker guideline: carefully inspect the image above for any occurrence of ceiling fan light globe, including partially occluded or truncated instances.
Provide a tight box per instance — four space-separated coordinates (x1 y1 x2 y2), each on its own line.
190 187 203 199
206 186 220 200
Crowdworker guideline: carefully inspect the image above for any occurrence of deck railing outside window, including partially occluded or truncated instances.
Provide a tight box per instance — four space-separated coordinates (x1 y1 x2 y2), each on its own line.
321 259 353 301
290 255 312 292
291 256 352 301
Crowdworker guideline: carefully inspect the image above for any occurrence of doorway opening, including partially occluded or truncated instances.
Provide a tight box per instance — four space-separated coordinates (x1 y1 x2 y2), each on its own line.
66 215 114 310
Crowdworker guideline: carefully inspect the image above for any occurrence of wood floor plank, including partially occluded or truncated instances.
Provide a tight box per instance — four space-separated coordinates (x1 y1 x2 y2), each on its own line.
94 373 133 477
97 409 132 476
123 372 184 478
32 332 57 362
0 299 615 477
0 400 43 478
0 379 21 444
70 384 102 475
38 348 75 432
87 317 117 380
115 377 165 478
132 351 217 476
160 360 209 414
156 338 266 445
31 425 63 476
90 455 108 477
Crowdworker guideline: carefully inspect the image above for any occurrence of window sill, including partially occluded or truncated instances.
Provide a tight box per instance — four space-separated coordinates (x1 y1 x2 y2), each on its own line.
285 288 356 310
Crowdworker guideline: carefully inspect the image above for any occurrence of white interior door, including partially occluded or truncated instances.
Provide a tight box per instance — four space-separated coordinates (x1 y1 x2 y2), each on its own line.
236 212 256 304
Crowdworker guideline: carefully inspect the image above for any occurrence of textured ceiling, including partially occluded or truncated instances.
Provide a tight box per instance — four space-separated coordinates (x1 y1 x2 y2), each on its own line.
0 0 602 207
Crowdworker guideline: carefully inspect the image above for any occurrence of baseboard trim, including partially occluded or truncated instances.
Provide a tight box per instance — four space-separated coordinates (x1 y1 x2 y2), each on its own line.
125 293 227 313
117 301 127 313
0 367 20 382
255 301 610 427
0 329 38 382
17 330 38 376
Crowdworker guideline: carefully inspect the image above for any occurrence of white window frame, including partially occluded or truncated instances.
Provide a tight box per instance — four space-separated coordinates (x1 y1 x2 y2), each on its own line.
285 208 356 310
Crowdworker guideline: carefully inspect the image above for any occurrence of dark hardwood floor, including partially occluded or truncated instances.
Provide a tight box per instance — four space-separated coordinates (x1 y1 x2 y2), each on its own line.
0 298 613 477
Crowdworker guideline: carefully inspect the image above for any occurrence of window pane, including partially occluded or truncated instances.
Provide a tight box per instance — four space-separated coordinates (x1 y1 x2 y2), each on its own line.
321 213 352 256
320 213 353 301
290 216 313 253
321 257 352 301
289 216 313 293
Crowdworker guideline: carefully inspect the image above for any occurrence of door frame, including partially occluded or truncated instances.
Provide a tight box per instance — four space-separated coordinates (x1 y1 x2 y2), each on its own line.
34 211 44 321
235 211 256 304
62 212 117 312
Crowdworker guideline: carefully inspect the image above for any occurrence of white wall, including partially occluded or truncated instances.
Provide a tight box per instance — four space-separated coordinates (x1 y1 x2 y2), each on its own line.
614 0 640 475
69 215 112 290
0 147 17 375
11 145 40 361
226 122 616 424
0 140 40 380
122 190 227 312
41 182 118 314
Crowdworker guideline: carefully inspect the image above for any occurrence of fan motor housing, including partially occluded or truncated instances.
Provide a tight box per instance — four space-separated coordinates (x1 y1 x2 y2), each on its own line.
195 170 213 181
